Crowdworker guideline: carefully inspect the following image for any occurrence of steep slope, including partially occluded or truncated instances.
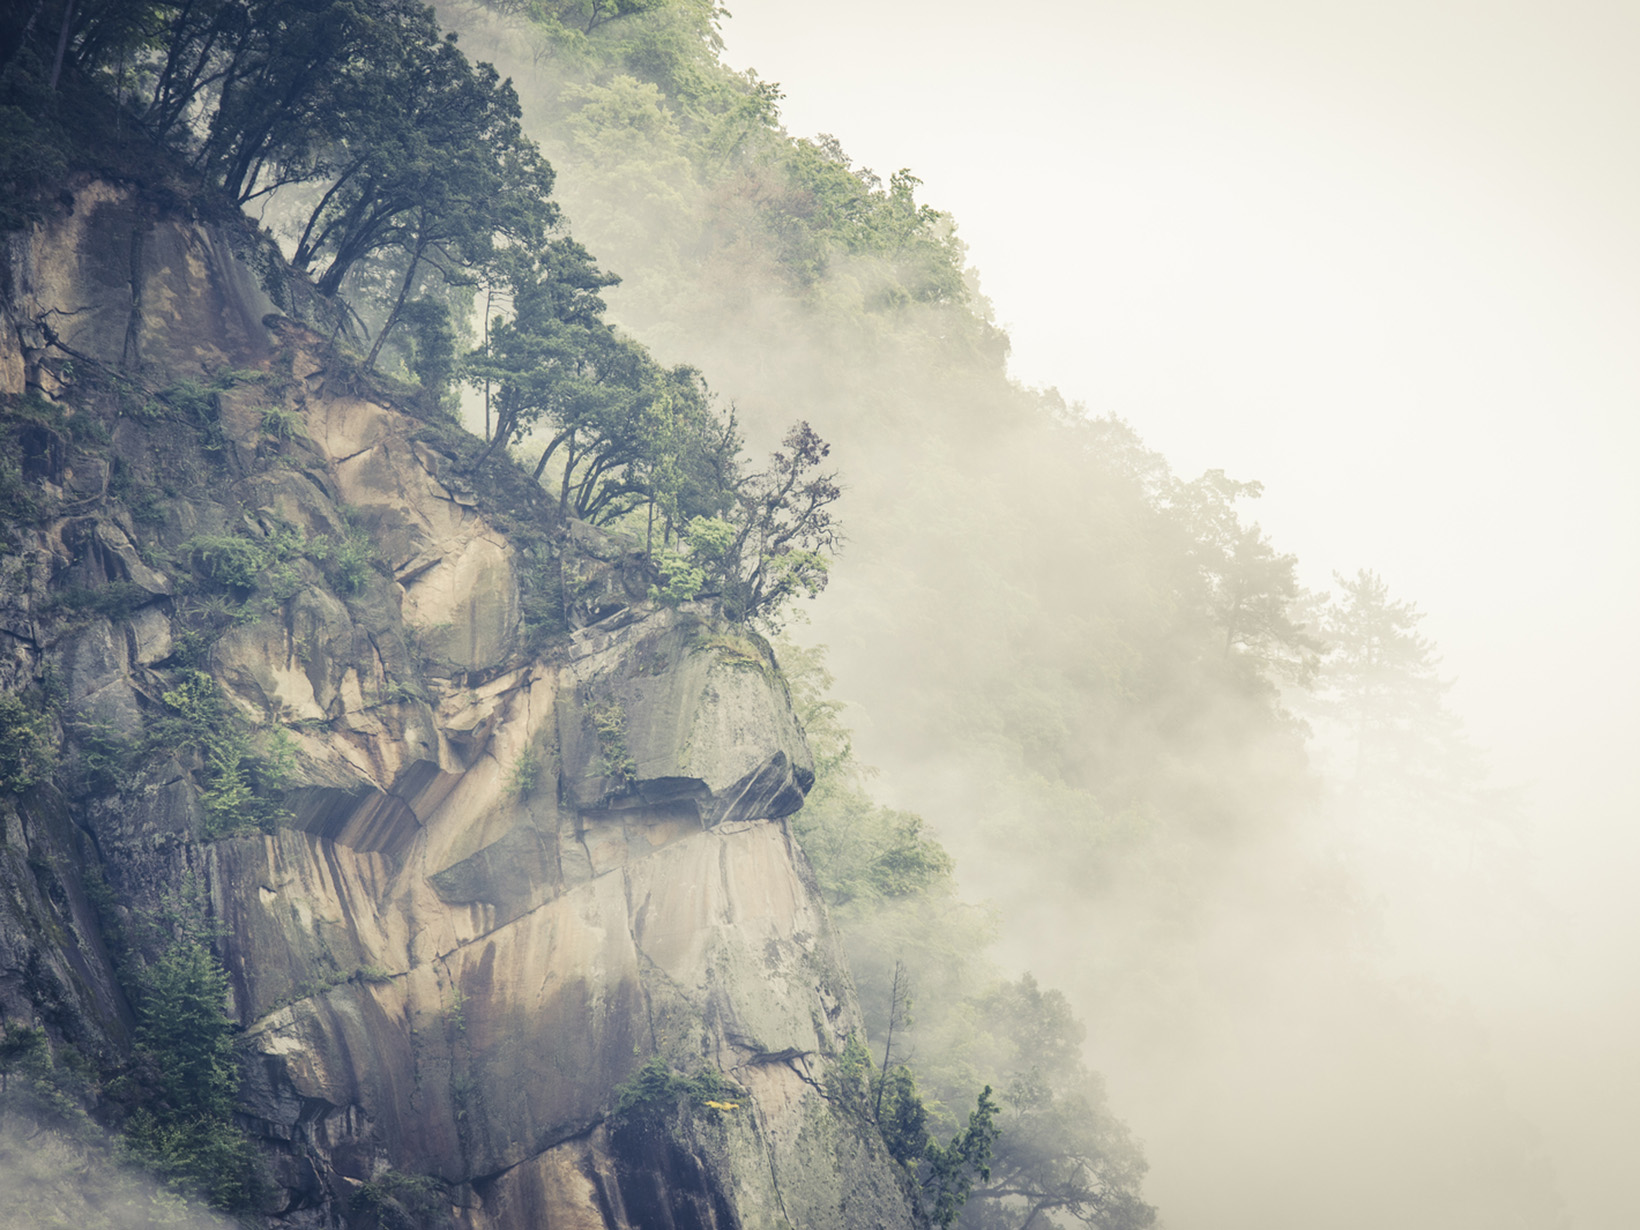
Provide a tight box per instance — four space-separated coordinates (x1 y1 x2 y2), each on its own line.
0 175 918 1229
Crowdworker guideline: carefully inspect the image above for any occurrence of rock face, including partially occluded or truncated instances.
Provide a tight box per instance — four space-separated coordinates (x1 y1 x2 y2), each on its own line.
0 181 918 1228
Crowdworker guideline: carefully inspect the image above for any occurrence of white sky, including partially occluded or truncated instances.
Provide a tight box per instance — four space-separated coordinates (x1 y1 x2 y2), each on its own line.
720 2 1640 1225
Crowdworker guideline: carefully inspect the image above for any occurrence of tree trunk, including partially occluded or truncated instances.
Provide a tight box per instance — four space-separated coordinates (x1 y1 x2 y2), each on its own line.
366 231 427 370
47 0 76 92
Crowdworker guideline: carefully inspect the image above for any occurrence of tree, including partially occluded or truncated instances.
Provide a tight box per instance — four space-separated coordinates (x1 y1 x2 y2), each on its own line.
136 939 237 1119
1319 569 1463 790
395 294 458 409
1170 468 1320 685
704 420 841 628
469 243 740 529
282 25 558 361
126 932 262 1209
922 1086 1002 1228
128 0 434 202
957 977 1155 1230
468 238 621 462
875 960 913 1118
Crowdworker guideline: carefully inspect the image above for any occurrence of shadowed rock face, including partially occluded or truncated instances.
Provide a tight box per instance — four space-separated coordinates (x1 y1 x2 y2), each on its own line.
0 183 916 1228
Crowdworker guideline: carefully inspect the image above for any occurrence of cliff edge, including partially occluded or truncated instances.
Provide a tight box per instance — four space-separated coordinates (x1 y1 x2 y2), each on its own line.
0 176 918 1229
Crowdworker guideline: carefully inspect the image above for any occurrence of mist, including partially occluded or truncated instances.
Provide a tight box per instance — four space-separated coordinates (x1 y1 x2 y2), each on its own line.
0 1109 235 1229
703 5 1640 1226
428 3 1636 1226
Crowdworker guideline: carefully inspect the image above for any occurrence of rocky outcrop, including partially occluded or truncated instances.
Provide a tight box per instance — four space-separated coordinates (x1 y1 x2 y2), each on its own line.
0 182 917 1228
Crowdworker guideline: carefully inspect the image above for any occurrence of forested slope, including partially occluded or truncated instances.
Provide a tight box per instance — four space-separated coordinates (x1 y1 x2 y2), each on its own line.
432 4 1568 1228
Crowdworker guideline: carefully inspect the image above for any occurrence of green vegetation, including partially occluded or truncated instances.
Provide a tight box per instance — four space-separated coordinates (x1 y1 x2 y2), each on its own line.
1 0 556 363
589 699 638 785
258 404 304 441
0 690 56 794
303 525 377 595
153 671 292 838
351 1169 446 1227
464 234 840 627
921 1087 1001 1229
183 533 270 594
612 1056 743 1118
786 641 1155 1229
509 744 543 797
2 0 841 629
48 581 156 621
1318 568 1467 788
0 1022 94 1128
178 520 379 609
0 1023 243 1227
124 934 262 1210
823 1025 1002 1228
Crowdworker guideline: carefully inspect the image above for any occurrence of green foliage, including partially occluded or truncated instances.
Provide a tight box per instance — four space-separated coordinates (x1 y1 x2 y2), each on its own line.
470 245 741 535
781 642 952 907
0 440 42 522
496 3 970 312
122 1110 262 1212
305 527 376 595
1169 468 1321 685
781 644 1153 1229
69 718 140 796
0 1021 235 1227
878 1065 929 1169
952 977 1155 1230
921 1086 1001 1229
509 745 542 798
630 427 842 630
801 800 951 908
183 533 268 593
154 671 290 837
1317 569 1457 784
277 9 558 364
397 296 459 410
709 422 840 630
181 522 376 602
0 1022 94 1129
135 941 237 1119
351 1169 446 1227
648 544 706 605
0 691 56 793
157 380 218 423
258 404 304 441
612 1057 742 1118
126 936 262 1210
589 700 638 785
825 1033 875 1117
4 0 562 393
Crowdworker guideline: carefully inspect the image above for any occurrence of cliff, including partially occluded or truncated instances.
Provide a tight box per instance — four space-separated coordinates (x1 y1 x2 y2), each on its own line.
0 176 919 1229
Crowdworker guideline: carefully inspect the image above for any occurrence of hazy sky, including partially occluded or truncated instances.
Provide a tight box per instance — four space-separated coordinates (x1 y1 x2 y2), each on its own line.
719 3 1639 1225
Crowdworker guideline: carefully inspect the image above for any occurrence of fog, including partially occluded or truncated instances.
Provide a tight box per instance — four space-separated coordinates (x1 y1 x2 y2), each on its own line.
434 2 1639 1226
713 5 1640 1227
0 1111 235 1229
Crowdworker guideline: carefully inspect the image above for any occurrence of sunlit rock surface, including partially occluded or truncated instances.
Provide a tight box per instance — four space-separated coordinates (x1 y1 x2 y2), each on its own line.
0 180 914 1229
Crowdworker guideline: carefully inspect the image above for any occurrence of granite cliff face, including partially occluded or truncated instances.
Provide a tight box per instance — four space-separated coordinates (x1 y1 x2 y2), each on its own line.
0 177 918 1228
